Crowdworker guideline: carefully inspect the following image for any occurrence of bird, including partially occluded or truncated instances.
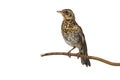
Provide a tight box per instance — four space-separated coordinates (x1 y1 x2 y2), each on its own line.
57 9 91 67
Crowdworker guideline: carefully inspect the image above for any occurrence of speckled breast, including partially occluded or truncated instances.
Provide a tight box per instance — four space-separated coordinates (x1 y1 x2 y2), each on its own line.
61 22 81 47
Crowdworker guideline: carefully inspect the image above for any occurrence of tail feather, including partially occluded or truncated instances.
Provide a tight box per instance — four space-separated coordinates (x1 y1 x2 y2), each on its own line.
80 51 91 67
80 38 91 67
81 56 91 67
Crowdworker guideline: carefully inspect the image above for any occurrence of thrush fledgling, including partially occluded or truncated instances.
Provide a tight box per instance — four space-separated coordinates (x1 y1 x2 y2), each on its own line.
57 9 91 67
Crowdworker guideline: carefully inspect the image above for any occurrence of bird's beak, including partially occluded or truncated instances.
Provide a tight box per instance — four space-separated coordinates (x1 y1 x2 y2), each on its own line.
57 11 62 13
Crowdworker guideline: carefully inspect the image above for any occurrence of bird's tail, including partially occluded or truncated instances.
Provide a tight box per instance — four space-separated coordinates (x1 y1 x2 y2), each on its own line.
79 49 91 67
81 53 91 67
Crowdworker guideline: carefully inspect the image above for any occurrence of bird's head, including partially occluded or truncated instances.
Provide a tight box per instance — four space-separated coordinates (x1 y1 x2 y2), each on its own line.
57 9 75 20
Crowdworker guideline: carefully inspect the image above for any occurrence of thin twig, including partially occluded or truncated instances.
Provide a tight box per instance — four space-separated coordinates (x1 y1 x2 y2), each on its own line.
41 52 120 66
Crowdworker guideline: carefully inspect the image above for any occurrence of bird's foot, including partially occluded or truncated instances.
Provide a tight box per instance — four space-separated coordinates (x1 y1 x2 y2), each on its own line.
67 51 71 58
67 47 75 58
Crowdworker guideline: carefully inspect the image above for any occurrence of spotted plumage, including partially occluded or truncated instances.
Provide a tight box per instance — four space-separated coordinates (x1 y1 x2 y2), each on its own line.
57 9 91 67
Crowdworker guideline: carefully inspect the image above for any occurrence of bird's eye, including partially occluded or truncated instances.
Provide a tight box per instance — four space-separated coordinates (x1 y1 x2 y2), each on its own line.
65 11 68 14
63 10 68 14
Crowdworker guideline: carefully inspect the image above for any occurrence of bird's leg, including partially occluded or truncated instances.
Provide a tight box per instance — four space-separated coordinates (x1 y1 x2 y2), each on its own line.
67 47 76 58
76 52 80 59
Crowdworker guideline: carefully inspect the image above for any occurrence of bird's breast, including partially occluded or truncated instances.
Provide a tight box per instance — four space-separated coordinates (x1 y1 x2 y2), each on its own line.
62 24 78 35
61 23 80 46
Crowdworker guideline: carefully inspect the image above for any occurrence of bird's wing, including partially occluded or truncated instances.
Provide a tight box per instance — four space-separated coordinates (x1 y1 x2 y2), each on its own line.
77 25 88 54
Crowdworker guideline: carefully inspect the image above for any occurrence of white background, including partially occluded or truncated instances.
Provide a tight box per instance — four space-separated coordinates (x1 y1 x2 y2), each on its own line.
0 0 120 80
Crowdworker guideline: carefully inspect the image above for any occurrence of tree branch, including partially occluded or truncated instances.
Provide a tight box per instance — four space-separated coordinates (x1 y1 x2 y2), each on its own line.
41 52 120 66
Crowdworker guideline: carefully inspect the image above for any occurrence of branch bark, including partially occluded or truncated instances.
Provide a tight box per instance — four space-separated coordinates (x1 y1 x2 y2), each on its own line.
41 52 120 66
